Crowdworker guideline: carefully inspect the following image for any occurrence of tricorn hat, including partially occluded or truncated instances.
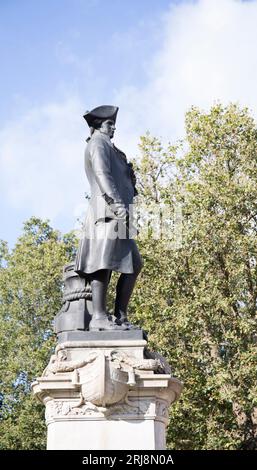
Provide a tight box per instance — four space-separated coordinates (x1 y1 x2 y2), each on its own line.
83 105 119 128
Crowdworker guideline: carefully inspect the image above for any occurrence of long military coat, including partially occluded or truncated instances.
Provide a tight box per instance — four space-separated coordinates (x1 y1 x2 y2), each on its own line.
74 130 142 275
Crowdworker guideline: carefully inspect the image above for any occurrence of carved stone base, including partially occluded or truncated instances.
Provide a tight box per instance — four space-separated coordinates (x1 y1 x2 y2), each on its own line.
32 339 183 450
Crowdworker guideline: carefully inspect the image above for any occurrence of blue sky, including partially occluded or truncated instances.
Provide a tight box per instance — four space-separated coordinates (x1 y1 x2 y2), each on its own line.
1 0 257 247
0 0 168 123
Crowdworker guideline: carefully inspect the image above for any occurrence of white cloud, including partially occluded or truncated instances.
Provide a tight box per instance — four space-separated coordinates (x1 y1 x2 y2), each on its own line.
115 0 257 155
0 97 88 227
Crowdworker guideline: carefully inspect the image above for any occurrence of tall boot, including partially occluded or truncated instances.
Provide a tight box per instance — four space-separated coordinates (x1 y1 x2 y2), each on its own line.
114 273 140 330
89 269 127 331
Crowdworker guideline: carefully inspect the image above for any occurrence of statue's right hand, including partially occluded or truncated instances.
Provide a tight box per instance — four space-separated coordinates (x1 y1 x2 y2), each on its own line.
111 203 128 221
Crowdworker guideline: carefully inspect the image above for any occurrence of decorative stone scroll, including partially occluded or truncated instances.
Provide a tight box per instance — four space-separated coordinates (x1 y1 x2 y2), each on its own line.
32 339 183 449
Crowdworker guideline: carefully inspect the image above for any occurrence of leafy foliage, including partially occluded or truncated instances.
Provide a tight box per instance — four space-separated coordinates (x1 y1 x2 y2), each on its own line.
0 217 77 449
128 104 257 449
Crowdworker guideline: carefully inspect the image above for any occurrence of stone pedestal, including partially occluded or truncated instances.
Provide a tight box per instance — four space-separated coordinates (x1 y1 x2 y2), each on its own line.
32 336 183 450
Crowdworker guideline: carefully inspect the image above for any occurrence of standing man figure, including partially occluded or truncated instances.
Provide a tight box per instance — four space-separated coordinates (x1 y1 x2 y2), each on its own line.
75 105 143 331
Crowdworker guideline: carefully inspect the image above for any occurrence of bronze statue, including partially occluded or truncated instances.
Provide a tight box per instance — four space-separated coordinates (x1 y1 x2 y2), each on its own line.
75 105 143 331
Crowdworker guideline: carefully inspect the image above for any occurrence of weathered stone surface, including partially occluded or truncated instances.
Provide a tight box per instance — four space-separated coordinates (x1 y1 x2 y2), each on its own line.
57 329 147 343
32 339 183 450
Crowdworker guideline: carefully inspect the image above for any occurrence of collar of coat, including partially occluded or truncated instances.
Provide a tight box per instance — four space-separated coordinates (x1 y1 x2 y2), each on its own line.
90 129 114 148
90 130 127 162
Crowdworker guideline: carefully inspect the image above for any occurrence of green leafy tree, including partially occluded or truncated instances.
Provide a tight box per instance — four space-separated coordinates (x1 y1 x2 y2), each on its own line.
0 217 77 449
128 103 257 450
